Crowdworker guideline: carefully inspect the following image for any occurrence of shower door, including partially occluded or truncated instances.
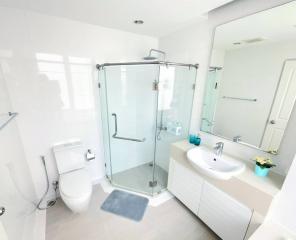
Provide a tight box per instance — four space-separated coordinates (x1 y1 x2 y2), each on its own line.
100 64 159 195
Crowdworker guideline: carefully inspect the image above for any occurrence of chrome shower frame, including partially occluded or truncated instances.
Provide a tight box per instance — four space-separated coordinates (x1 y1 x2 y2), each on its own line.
96 61 198 70
97 60 198 196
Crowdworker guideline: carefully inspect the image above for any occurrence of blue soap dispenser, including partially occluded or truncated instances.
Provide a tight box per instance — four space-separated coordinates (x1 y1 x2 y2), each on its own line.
189 133 201 146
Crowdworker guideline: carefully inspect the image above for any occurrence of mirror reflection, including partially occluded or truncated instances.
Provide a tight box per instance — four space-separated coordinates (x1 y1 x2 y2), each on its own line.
201 2 296 154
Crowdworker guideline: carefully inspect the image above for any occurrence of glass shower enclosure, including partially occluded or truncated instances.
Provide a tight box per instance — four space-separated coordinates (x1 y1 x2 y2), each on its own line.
98 61 197 196
201 67 222 133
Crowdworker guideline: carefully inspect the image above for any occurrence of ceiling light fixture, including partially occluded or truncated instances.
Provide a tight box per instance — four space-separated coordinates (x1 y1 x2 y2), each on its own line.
134 20 144 25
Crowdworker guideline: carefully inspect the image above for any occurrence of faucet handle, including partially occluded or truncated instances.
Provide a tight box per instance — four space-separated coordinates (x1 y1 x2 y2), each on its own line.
215 142 224 148
233 135 242 142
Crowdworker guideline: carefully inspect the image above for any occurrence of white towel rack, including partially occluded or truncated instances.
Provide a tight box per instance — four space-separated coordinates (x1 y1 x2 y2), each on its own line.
222 96 257 102
0 112 18 131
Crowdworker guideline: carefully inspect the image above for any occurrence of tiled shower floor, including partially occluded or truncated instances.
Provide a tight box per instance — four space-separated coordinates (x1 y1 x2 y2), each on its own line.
111 163 168 195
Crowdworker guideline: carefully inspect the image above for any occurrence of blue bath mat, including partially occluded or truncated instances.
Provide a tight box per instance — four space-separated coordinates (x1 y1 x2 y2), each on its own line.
101 190 149 221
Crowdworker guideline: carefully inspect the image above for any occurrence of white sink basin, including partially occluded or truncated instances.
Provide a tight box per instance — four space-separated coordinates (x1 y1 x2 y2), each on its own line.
187 146 245 180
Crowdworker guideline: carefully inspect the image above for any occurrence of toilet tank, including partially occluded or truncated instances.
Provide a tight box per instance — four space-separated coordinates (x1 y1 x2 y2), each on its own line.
53 139 85 174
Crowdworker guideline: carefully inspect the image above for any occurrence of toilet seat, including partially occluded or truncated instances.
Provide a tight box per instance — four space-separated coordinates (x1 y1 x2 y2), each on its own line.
60 169 92 199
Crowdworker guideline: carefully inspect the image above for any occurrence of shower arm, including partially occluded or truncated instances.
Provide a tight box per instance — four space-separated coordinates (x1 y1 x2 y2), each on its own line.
111 113 146 142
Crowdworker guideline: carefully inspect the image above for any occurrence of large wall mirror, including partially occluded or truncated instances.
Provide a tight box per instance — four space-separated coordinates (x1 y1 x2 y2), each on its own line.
201 1 296 154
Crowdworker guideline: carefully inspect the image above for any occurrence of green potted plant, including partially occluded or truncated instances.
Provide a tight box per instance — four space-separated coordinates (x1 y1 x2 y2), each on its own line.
254 156 276 177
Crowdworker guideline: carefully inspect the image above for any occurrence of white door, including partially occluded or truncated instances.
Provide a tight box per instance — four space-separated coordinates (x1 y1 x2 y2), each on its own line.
261 60 296 153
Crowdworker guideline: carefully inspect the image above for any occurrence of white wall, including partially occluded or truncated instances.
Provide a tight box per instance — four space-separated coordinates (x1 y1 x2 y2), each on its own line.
214 40 296 147
159 0 295 175
0 6 158 199
0 56 37 239
210 49 225 67
272 154 296 233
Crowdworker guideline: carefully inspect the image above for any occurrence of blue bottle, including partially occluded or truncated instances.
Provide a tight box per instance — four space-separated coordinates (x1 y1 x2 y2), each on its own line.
194 135 201 146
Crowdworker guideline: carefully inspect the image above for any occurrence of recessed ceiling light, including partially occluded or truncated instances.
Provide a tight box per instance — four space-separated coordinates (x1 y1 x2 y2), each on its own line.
233 42 241 45
134 20 144 25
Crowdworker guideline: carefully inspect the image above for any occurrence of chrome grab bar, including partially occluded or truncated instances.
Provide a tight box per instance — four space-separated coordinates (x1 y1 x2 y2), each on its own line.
111 113 146 142
0 112 18 131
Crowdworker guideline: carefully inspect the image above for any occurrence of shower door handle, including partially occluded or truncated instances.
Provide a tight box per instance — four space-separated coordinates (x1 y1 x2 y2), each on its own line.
111 113 146 142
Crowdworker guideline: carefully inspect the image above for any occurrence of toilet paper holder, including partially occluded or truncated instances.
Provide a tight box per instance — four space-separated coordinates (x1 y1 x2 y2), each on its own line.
85 149 95 161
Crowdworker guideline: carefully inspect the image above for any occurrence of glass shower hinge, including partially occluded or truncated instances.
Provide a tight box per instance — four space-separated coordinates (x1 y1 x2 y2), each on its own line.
149 181 157 187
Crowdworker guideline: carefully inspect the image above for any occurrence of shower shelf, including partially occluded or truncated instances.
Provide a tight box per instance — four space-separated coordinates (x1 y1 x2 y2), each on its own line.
0 112 18 131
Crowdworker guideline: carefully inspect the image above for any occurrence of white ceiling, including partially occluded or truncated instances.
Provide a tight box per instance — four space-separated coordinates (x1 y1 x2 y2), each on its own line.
214 1 296 50
0 0 234 37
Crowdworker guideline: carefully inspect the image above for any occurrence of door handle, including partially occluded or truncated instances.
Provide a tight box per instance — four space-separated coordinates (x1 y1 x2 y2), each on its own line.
270 120 276 124
111 113 146 142
0 207 5 216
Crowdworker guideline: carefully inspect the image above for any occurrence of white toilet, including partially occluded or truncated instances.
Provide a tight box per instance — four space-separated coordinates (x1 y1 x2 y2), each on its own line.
53 139 92 213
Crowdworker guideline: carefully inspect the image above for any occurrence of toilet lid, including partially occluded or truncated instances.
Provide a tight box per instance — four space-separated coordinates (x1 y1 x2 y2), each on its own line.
60 169 92 198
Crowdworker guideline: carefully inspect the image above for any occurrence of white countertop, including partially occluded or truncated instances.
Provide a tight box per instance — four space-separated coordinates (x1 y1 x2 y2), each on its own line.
171 140 285 216
172 140 284 197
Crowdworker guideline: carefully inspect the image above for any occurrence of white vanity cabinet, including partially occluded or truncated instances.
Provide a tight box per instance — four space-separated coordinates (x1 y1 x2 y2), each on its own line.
168 158 203 214
168 158 253 240
198 182 252 240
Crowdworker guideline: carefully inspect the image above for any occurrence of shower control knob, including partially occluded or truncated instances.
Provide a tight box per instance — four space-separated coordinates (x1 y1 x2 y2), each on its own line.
270 120 276 124
0 207 5 216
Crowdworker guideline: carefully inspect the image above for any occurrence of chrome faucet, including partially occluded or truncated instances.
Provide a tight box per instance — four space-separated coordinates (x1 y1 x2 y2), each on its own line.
214 142 224 157
233 135 242 142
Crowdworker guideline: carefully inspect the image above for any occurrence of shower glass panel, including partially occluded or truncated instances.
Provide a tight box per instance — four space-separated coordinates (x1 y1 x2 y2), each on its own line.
153 65 196 194
201 68 221 132
101 65 159 195
99 62 197 196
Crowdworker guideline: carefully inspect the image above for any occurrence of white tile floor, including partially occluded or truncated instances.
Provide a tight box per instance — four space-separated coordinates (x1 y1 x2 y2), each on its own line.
46 185 219 240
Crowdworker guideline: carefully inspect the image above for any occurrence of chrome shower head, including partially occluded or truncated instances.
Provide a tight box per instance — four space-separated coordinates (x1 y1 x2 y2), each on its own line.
143 49 166 61
143 56 158 60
